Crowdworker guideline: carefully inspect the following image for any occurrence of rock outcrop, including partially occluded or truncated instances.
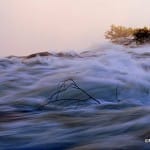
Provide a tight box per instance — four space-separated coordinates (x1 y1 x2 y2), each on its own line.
25 52 51 59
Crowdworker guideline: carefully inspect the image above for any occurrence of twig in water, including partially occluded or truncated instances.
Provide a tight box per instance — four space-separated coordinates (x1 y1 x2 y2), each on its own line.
115 87 121 102
38 79 101 109
68 79 100 104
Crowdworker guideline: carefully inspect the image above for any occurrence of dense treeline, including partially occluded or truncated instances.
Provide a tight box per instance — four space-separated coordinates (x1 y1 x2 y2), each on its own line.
105 25 150 45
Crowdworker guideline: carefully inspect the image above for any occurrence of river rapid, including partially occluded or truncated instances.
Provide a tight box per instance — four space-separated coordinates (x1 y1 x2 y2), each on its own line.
0 43 150 150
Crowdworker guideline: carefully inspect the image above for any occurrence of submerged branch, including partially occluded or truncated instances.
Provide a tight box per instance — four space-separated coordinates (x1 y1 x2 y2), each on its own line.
68 79 101 104
38 79 101 110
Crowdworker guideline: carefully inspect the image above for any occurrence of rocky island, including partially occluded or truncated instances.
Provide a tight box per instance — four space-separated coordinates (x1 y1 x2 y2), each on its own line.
105 25 150 47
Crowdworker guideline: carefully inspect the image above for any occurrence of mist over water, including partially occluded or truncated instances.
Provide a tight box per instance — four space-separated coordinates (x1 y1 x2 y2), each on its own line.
0 43 150 149
0 0 150 149
0 0 150 56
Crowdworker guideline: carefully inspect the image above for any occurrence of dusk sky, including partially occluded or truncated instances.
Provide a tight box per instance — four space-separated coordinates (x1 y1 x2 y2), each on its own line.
0 0 150 56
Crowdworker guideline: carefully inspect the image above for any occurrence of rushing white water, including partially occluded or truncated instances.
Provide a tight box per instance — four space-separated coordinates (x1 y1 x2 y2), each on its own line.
0 43 150 149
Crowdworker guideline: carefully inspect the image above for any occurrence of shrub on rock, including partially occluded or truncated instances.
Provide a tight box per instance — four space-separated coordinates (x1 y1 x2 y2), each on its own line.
105 25 150 45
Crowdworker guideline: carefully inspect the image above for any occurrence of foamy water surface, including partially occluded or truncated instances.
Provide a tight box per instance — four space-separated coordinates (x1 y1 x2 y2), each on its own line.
0 43 150 149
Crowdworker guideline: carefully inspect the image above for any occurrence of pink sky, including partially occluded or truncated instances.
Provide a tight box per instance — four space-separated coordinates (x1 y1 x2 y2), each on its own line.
0 0 150 56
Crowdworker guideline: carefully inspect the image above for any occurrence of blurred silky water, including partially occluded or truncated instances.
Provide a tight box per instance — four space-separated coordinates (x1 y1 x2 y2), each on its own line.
0 43 150 150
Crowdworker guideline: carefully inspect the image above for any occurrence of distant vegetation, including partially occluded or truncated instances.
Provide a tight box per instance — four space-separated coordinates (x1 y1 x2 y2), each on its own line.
105 25 150 45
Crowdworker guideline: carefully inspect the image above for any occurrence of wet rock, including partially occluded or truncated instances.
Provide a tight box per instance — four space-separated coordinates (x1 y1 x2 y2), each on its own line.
25 52 52 59
112 37 137 47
